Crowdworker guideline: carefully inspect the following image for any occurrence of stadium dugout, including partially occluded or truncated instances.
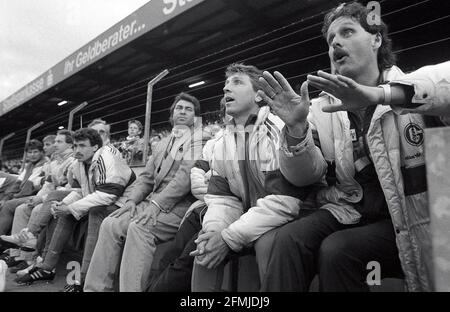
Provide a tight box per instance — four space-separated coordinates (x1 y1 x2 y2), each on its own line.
0 0 449 292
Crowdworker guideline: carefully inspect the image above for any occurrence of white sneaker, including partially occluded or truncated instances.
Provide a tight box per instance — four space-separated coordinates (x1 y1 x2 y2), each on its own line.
19 230 37 250
0 228 35 249
0 260 7 292
0 233 22 246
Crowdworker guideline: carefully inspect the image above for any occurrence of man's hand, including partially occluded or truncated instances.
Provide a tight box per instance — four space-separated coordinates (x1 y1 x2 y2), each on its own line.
50 201 60 218
53 202 71 218
190 230 206 257
110 199 136 219
193 231 230 270
307 70 383 113
257 71 310 137
134 202 160 226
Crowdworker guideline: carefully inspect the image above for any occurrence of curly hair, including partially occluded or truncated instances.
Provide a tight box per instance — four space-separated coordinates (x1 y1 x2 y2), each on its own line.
322 1 396 71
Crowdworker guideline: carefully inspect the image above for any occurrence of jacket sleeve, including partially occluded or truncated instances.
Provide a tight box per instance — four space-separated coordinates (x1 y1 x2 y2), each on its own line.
278 123 327 187
190 166 208 202
151 135 204 212
27 165 46 190
221 194 301 252
67 152 130 220
126 154 156 204
62 190 83 206
202 174 243 233
190 138 216 202
389 61 450 116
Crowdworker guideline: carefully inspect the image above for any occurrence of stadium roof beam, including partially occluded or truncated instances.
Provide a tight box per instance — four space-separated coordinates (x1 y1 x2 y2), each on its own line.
222 0 282 31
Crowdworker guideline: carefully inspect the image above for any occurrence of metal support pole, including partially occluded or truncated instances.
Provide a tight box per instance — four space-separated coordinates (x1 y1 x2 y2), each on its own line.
0 132 15 158
68 101 88 131
142 69 169 165
21 121 44 166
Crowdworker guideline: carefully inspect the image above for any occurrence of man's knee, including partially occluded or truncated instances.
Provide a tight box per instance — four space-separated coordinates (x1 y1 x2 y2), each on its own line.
2 200 18 214
101 215 127 240
255 228 278 258
100 216 116 234
269 221 316 253
126 221 146 238
88 205 115 218
15 203 30 215
56 213 75 227
319 232 352 266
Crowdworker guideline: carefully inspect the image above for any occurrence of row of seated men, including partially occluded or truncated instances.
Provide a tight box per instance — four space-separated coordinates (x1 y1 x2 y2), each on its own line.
112 118 223 167
0 159 22 175
1 1 450 292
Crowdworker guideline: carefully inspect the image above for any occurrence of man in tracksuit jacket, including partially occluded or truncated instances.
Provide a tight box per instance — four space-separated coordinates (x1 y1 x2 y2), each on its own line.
190 63 327 291
16 128 134 288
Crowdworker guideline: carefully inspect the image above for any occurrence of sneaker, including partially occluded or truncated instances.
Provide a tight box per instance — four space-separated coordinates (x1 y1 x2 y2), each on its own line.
16 256 43 277
15 267 55 285
9 260 29 273
0 260 6 292
0 234 22 249
63 282 83 292
0 253 21 268
14 229 36 250
0 232 25 247
0 252 8 261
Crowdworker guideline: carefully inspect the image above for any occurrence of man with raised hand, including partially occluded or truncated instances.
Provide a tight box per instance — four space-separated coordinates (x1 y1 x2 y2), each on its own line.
258 2 450 292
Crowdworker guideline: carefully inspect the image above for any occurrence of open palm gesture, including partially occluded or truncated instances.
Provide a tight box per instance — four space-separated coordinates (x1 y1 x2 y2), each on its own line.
257 71 310 133
307 70 383 112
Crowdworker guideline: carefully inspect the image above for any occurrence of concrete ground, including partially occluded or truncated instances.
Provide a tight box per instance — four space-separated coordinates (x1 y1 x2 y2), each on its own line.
4 251 82 292
3 251 405 292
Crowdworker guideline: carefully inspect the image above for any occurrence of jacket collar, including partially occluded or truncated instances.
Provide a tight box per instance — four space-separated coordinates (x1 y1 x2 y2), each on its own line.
53 148 73 161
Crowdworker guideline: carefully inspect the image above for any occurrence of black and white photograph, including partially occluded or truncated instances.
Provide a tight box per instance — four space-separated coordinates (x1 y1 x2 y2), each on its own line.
0 0 449 300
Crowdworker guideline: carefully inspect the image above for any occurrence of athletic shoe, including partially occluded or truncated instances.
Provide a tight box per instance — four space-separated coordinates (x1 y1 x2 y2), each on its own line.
0 253 21 268
0 260 6 292
0 239 18 252
0 232 23 247
1 229 36 250
15 267 55 285
0 252 8 261
16 256 43 277
19 230 36 250
9 260 29 273
63 282 83 292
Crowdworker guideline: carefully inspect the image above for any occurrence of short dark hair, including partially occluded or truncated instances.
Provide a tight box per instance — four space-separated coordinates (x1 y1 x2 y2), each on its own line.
225 63 264 93
25 139 44 152
73 128 103 149
322 1 396 71
128 119 143 132
169 92 201 120
57 130 74 144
